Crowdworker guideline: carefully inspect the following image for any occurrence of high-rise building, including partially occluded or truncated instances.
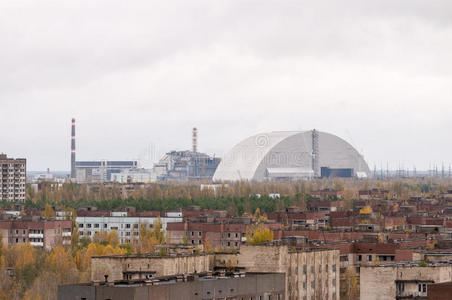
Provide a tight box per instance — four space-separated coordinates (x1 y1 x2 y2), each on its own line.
0 154 26 202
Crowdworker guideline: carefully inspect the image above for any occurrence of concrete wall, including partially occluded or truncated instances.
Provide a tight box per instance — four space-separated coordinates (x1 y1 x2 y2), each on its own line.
90 245 339 300
360 265 452 300
91 254 214 282
238 245 340 300
59 273 286 300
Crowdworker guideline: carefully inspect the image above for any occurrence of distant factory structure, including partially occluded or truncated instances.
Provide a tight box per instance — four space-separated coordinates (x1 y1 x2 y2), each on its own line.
152 128 221 181
70 119 140 183
75 160 139 182
70 121 219 183
213 130 370 181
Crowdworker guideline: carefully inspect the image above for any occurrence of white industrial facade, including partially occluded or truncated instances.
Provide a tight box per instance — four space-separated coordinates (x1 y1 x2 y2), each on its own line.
213 130 370 181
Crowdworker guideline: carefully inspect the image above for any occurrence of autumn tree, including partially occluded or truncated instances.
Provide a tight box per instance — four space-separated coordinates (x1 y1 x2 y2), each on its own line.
343 267 358 300
44 204 56 219
106 231 119 248
246 224 274 245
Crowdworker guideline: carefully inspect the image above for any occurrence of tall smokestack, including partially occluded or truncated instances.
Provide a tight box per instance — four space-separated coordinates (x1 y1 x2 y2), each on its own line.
71 118 76 179
192 127 197 153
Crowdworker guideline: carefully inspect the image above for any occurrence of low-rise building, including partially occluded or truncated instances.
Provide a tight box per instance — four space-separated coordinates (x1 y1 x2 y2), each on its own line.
0 216 71 250
77 210 182 244
360 261 452 299
59 272 286 300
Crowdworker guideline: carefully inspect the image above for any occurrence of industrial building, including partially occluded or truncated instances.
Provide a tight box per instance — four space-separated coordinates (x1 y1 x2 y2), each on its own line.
70 118 140 182
0 154 26 202
75 160 139 182
153 128 221 181
153 150 220 181
213 130 370 181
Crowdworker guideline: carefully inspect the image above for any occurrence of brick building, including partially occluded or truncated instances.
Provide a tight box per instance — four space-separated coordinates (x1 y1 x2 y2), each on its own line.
0 216 72 250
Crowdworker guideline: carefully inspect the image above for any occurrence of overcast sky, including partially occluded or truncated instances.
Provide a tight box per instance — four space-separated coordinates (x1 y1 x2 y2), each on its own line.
1 0 452 171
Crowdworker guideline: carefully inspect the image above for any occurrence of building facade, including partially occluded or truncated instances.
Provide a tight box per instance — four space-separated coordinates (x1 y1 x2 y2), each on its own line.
0 217 72 250
75 160 138 182
90 244 339 300
0 154 26 202
59 272 286 300
77 211 182 244
360 262 452 299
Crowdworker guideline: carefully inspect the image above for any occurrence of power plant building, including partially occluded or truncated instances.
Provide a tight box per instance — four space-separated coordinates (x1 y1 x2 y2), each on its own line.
153 151 220 181
75 160 139 183
213 130 370 181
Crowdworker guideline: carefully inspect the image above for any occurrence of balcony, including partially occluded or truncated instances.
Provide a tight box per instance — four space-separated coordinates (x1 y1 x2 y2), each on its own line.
30 241 44 247
29 233 44 238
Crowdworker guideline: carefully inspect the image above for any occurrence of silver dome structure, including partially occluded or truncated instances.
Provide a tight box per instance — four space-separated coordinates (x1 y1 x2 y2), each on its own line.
213 130 370 181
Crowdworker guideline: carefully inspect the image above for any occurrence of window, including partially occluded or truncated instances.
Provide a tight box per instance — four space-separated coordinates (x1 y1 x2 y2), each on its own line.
311 280 315 288
227 241 230 247
333 264 336 272
311 266 314 273
419 283 427 293
198 231 201 237
333 279 336 287
87 224 92 228
227 233 231 238
358 255 362 261
397 282 405 294
326 264 328 272
367 255 372 261
303 265 307 275
104 224 108 228
198 240 202 245
235 233 238 238
303 282 306 290
235 242 238 247
126 224 131 228
191 231 194 236
94 224 99 228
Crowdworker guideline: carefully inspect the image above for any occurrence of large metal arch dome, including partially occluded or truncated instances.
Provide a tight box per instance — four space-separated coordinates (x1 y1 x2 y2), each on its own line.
213 130 370 181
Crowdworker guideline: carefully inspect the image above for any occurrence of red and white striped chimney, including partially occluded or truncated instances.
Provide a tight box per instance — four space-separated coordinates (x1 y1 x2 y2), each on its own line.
71 118 76 179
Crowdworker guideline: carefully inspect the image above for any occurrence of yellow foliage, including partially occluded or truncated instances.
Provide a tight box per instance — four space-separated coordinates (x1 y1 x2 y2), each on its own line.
44 204 56 219
9 243 35 270
359 205 373 214
106 231 119 247
246 224 274 245
93 231 108 244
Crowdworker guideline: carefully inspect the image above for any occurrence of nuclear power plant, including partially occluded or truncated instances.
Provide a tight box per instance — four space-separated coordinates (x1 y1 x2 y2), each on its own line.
213 130 370 181
152 128 221 181
70 119 369 182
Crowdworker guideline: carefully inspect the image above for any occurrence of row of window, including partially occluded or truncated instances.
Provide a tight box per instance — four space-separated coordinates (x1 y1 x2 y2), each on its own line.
357 254 395 262
296 264 337 275
10 229 44 235
79 223 153 229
